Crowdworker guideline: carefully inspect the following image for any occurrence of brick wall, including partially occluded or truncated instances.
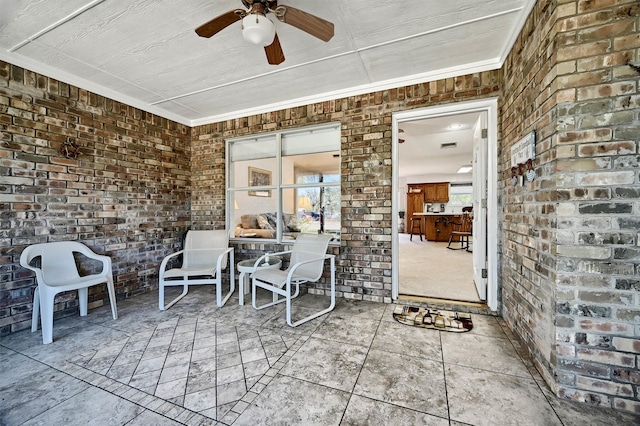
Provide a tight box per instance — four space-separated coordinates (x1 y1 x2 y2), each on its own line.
191 77 501 302
501 0 640 414
0 61 192 336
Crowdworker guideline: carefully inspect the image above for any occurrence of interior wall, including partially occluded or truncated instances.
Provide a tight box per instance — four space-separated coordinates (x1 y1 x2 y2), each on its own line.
500 0 640 414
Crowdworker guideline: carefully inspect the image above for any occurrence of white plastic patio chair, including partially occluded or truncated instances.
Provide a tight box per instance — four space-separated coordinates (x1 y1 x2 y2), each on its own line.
159 230 235 310
19 241 118 345
251 233 335 327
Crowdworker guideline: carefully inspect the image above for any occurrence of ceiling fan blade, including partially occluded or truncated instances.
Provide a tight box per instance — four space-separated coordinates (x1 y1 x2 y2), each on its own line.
264 33 285 65
275 5 334 42
195 9 245 38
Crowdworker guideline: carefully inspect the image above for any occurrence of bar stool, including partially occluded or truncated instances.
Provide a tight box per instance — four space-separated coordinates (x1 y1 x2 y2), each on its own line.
409 216 423 241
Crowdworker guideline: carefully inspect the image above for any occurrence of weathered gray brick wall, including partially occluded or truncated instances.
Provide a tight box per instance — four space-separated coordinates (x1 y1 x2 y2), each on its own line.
0 61 192 336
191 76 502 302
501 0 640 414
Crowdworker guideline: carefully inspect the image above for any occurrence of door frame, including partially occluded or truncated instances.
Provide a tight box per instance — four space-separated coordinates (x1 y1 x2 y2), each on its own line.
391 98 499 312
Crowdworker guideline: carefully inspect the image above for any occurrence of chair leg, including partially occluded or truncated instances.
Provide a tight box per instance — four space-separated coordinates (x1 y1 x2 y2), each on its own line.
409 218 423 241
78 287 88 316
106 275 118 320
252 278 287 311
215 253 235 307
160 284 189 310
31 287 40 333
286 257 336 327
40 288 55 344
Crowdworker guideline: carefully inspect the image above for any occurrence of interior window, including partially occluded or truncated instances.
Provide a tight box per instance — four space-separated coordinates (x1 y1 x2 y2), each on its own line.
227 123 341 242
449 183 473 205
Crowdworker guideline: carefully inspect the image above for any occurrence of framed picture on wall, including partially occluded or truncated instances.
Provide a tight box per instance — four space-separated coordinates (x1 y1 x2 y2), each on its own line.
248 167 271 197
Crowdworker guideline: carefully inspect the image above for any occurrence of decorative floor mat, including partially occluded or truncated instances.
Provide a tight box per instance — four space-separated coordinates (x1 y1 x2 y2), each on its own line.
393 305 473 332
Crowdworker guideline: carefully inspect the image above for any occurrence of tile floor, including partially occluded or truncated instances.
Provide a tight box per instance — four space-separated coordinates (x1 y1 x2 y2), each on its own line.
1 286 638 426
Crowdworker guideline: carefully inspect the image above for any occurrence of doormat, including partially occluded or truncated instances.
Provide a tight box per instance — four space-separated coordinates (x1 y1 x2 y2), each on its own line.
393 305 473 332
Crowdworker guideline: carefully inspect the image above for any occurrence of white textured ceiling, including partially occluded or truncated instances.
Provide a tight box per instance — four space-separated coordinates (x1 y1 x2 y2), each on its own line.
0 0 534 127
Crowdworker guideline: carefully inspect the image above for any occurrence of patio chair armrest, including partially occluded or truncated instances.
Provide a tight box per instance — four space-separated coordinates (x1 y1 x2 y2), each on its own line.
160 250 184 273
216 247 234 271
253 250 292 268
286 254 333 282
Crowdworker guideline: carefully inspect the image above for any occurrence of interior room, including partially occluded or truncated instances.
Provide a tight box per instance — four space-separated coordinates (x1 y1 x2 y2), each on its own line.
1 0 639 423
397 112 481 303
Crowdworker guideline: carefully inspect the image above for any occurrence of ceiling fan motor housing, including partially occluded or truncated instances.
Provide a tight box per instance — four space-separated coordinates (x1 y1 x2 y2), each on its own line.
241 0 278 11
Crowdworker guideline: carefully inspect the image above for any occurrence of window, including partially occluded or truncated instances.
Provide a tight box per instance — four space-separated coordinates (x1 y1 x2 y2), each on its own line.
448 183 473 206
227 123 341 242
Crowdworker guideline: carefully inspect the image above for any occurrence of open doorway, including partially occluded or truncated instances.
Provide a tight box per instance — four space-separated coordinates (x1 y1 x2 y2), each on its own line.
391 99 499 311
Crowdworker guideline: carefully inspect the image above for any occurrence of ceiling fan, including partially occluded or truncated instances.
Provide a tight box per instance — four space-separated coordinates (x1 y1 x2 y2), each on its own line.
195 0 334 65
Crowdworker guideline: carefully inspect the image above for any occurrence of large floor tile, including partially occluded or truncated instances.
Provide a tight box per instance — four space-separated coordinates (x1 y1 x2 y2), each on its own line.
341 394 449 426
21 386 145 426
441 332 530 377
0 355 90 425
466 313 507 339
234 374 350 426
279 337 368 392
370 318 442 361
311 314 379 347
329 299 388 321
126 409 186 425
446 364 562 426
353 349 448 418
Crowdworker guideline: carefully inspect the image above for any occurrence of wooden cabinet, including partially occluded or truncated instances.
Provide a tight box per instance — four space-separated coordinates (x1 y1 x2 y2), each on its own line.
435 183 449 202
424 215 456 242
411 182 449 203
424 185 437 203
424 182 449 203
406 190 424 222
406 182 449 235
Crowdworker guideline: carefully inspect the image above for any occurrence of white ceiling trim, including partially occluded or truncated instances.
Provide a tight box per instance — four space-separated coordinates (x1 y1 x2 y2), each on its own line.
190 58 501 126
497 0 537 66
9 0 106 52
0 49 193 125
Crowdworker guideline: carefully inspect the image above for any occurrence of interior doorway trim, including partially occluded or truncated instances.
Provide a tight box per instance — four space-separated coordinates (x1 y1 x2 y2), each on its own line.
391 98 499 312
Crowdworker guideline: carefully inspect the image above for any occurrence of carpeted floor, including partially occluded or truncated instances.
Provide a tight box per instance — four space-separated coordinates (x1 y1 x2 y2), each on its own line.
398 233 481 302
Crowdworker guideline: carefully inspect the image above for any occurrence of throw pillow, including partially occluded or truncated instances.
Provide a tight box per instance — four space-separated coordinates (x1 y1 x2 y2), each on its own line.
284 213 300 232
257 214 273 230
241 214 258 229
263 212 279 230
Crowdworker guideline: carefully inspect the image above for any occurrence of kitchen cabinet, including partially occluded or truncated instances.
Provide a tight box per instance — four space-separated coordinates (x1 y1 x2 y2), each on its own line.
406 188 425 223
424 214 456 242
425 182 449 203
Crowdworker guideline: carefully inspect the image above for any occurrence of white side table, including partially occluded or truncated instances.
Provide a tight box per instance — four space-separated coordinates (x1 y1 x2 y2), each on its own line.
237 257 282 305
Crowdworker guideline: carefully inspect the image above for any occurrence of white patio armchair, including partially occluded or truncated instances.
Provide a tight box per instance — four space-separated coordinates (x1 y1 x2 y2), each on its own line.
251 233 335 327
159 230 235 310
20 241 118 344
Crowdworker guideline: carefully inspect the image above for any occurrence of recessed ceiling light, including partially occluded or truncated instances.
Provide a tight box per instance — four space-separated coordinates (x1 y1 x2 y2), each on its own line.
457 166 473 173
447 124 464 130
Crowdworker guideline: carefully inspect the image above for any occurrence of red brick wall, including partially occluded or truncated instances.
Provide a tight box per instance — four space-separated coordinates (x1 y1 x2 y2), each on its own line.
501 0 640 414
0 61 192 335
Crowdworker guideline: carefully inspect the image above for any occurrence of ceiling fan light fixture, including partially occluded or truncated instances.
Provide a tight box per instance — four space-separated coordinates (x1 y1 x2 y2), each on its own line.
242 13 276 46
